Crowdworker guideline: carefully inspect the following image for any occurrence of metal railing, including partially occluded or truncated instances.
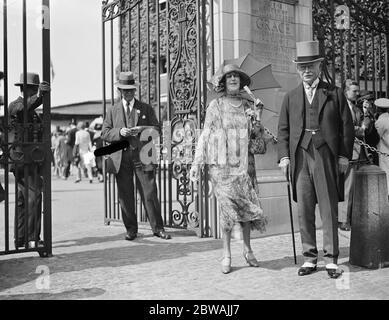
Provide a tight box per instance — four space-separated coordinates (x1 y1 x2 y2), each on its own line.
0 0 52 257
314 0 388 97
101 0 215 236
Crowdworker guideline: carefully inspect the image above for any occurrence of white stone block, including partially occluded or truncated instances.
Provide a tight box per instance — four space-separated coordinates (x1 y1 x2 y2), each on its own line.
220 40 235 61
297 0 312 8
213 0 220 13
213 12 221 41
233 0 251 14
295 23 313 42
234 39 253 57
234 13 252 41
214 40 222 67
295 5 312 25
219 0 234 13
220 12 234 40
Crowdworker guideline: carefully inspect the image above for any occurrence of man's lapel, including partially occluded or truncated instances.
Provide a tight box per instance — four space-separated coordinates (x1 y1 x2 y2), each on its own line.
115 100 127 127
291 83 304 123
317 80 329 116
352 105 360 124
133 99 140 125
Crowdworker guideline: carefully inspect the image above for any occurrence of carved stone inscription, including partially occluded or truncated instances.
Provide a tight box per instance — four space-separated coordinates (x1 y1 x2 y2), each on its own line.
252 0 296 73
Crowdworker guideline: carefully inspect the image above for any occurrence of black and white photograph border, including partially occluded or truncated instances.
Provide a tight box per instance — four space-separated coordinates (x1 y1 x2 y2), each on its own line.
0 0 389 309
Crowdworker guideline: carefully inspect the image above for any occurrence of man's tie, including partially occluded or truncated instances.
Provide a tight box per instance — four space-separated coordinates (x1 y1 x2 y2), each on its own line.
349 103 357 124
306 83 317 100
127 104 136 128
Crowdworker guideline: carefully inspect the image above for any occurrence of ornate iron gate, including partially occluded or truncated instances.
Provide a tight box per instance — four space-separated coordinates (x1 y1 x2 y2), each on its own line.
313 0 388 97
0 0 52 257
101 0 216 237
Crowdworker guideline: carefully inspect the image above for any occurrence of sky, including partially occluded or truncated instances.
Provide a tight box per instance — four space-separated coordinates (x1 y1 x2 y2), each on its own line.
1 0 103 106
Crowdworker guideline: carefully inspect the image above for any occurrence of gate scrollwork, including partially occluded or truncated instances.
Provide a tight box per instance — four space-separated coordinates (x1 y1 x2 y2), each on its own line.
168 0 198 114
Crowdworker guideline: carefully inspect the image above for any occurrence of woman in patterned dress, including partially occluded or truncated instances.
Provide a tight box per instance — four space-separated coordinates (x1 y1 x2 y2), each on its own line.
190 64 269 274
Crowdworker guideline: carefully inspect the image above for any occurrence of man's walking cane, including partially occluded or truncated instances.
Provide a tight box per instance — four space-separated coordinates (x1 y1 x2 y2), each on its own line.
286 166 297 264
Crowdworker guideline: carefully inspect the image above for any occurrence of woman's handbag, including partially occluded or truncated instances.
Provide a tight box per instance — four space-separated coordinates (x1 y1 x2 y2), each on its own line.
248 121 267 155
249 134 267 155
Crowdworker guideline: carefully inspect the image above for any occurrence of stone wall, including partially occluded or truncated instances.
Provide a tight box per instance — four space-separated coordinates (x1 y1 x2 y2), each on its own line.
213 0 313 172
212 0 322 238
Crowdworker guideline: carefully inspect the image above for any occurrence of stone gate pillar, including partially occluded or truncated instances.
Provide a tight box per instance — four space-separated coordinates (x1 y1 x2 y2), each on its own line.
213 0 315 236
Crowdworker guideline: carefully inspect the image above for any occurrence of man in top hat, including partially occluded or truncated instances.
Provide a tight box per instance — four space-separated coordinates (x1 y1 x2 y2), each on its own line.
374 98 389 195
277 41 355 278
8 72 50 248
101 71 171 240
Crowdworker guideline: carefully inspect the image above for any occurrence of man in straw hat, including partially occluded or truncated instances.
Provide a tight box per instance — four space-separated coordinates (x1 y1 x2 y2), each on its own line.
102 71 171 240
277 41 355 278
8 72 50 248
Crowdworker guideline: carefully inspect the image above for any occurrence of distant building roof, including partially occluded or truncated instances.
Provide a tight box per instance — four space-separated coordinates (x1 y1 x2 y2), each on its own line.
38 100 104 116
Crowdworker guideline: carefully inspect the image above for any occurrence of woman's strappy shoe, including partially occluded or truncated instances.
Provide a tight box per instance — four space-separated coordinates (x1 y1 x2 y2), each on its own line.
243 251 260 267
221 256 232 274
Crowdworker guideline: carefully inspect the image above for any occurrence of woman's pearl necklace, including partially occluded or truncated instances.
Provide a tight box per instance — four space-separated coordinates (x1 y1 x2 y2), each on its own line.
228 100 243 108
226 94 242 108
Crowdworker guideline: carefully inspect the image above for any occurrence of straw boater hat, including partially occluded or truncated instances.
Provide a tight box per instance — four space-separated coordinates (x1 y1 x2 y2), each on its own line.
374 98 389 109
14 72 40 86
293 41 324 64
115 71 139 90
212 64 251 92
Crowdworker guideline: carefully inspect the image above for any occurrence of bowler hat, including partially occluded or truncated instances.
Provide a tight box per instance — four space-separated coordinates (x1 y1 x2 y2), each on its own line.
14 72 40 86
115 71 139 90
212 64 251 92
293 41 324 64
374 98 389 109
0 71 4 80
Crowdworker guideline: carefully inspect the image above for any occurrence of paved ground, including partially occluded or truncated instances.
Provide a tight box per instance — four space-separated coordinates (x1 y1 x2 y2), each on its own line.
0 175 389 300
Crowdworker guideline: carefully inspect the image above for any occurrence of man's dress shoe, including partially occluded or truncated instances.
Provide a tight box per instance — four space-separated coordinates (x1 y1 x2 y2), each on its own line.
326 268 343 279
125 233 137 241
28 240 45 248
298 265 317 276
338 222 351 231
153 231 171 240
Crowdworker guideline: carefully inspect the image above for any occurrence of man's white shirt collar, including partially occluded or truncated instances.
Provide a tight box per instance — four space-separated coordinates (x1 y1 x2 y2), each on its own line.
122 98 135 113
347 99 355 109
303 78 320 104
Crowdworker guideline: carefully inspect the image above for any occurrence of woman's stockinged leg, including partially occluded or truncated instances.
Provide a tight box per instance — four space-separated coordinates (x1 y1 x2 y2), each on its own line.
241 222 252 254
222 229 232 258
241 221 260 267
221 229 232 274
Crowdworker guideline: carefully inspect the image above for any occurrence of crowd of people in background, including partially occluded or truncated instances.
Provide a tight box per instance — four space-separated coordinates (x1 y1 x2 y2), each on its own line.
50 118 104 183
337 79 389 232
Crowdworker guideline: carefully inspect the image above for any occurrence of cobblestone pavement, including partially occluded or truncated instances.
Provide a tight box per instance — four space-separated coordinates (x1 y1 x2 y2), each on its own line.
0 176 389 300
